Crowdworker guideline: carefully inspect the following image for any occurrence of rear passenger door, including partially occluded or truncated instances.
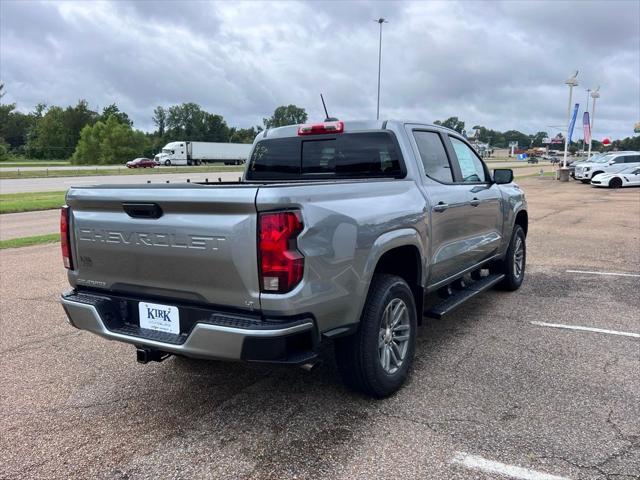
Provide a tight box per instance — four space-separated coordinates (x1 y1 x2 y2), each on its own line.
410 129 479 285
446 135 504 268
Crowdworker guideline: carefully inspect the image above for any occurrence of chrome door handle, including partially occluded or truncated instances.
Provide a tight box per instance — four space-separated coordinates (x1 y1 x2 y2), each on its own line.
433 202 449 212
470 197 480 207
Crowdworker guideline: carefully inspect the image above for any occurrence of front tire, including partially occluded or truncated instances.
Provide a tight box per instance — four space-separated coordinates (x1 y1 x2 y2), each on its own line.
494 224 526 291
609 177 622 188
164 160 171 166
335 274 417 398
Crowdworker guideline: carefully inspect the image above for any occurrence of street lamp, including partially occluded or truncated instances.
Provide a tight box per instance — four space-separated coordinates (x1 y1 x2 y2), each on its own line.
562 70 579 170
374 17 388 121
583 88 591 155
586 86 600 160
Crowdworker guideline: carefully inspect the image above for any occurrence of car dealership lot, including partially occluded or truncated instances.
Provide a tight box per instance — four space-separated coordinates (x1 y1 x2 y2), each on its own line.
1 178 638 479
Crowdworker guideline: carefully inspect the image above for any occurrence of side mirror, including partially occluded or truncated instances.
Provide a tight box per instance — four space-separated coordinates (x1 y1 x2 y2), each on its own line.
493 168 514 184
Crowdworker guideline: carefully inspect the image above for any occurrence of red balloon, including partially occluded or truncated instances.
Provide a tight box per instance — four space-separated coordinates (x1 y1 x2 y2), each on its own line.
602 137 611 145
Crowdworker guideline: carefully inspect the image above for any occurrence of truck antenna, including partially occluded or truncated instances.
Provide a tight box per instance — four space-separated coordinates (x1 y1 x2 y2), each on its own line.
320 93 338 122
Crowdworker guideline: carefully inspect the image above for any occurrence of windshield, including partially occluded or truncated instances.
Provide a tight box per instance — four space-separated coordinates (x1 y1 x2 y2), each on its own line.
583 153 604 163
592 155 613 164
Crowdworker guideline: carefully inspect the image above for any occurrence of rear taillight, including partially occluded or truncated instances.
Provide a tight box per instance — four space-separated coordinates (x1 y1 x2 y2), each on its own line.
60 206 73 269
258 211 304 293
298 120 344 136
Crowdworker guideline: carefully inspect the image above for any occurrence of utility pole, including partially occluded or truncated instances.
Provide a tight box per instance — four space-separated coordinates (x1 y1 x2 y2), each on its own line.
375 18 387 121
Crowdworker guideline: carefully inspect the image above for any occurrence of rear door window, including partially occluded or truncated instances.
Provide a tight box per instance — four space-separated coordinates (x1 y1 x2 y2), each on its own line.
624 155 640 163
247 132 403 180
413 131 453 183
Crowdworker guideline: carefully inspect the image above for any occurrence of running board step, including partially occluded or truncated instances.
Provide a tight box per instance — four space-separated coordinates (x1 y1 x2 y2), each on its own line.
425 273 505 319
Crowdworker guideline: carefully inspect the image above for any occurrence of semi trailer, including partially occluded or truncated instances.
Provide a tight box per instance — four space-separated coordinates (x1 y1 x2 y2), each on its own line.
154 141 252 166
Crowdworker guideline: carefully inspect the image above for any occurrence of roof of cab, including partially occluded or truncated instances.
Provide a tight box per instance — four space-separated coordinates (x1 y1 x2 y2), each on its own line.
260 119 459 139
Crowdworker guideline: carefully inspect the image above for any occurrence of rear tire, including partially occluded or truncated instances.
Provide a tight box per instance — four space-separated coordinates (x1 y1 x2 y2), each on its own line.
335 274 417 398
609 177 622 188
494 224 526 291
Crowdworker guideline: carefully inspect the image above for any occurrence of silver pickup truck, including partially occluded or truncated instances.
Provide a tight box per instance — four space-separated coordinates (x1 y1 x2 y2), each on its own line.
60 120 528 397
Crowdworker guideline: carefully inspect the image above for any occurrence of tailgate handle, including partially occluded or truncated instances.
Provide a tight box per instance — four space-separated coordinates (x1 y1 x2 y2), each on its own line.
122 203 163 219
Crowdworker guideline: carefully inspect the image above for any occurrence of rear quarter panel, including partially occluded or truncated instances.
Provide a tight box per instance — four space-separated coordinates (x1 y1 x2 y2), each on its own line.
256 180 428 333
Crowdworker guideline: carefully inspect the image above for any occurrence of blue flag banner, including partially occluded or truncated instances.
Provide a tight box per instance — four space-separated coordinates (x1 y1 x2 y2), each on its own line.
568 103 579 143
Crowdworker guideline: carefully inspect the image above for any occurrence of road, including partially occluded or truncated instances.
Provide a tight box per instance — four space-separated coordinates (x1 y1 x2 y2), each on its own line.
0 165 553 194
1 178 638 479
0 171 244 194
0 210 59 240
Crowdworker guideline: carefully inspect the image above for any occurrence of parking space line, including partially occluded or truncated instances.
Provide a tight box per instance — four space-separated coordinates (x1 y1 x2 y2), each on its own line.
451 452 570 480
531 321 640 338
565 269 640 278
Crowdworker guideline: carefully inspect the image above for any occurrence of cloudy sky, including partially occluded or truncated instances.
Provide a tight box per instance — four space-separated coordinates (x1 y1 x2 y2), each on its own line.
2 0 639 139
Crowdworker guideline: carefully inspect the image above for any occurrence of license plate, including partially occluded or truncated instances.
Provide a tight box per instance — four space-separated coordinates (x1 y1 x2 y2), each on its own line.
138 301 180 334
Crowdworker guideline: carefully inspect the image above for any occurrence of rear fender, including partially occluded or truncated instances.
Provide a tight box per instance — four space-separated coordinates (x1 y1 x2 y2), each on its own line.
356 228 426 321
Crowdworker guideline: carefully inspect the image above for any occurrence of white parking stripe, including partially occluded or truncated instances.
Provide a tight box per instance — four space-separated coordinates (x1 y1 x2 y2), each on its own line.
565 269 640 278
451 452 570 480
531 321 640 338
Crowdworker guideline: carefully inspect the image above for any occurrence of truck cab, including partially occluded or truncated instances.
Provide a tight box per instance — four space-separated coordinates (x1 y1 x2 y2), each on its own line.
154 142 188 166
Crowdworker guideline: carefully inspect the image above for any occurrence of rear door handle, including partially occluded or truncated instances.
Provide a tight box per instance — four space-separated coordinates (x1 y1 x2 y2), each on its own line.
433 202 449 212
470 197 480 207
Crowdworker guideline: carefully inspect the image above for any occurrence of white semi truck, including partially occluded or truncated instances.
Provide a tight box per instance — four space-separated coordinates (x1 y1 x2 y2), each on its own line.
154 141 252 166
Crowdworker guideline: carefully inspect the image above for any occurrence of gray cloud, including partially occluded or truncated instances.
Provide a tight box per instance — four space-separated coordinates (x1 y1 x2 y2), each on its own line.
1 0 638 139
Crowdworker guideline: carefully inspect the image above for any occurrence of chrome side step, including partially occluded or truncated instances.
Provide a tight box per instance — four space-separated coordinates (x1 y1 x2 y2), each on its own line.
424 273 505 319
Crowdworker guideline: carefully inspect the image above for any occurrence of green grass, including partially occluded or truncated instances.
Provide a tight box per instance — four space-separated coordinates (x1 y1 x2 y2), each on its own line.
0 161 71 167
0 191 67 214
0 165 245 179
0 233 59 250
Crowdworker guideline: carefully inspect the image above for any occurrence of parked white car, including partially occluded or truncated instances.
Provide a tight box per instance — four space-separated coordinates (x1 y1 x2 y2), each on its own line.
591 166 640 188
574 151 640 183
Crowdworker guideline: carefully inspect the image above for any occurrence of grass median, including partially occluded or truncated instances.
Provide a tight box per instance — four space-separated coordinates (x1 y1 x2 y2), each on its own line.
0 191 67 214
0 233 60 250
0 165 245 179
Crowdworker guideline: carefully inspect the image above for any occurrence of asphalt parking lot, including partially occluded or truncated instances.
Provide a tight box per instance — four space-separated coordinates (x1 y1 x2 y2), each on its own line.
1 177 638 479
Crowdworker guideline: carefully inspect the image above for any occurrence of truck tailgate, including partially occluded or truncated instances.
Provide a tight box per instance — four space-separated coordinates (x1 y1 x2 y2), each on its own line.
65 185 260 310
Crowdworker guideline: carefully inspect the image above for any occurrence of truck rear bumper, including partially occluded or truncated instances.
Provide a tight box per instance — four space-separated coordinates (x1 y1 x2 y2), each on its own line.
61 291 317 363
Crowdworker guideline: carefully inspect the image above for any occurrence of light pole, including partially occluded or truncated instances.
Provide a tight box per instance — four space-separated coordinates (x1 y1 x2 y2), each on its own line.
375 17 387 121
583 88 590 154
562 71 579 169
587 87 600 160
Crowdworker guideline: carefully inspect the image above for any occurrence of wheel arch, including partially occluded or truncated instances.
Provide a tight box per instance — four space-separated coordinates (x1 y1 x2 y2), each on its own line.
514 209 528 237
361 229 426 325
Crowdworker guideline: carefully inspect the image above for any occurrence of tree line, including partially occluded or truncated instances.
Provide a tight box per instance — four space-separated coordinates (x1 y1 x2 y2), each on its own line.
434 115 640 152
1 82 636 164
0 84 308 164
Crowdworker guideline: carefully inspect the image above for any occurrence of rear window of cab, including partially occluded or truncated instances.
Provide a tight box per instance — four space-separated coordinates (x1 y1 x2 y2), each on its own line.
246 132 405 180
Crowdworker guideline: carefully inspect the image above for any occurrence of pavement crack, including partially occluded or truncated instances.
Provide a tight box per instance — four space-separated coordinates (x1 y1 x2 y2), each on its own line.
378 411 439 432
